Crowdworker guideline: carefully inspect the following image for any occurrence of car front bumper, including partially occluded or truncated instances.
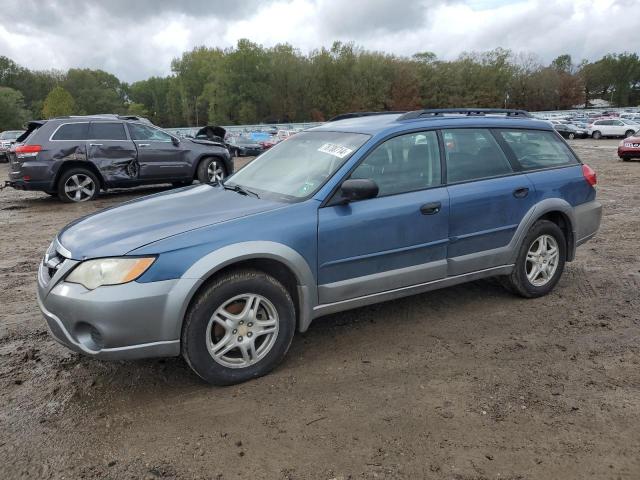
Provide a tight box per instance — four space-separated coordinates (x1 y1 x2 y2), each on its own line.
37 251 201 360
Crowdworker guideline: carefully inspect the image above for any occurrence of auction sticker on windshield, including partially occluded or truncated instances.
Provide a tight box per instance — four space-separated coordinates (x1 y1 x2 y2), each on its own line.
318 143 354 158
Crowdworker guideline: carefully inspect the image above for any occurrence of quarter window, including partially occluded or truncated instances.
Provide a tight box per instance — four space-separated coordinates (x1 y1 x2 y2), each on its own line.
497 129 578 169
52 123 89 141
350 131 441 196
442 128 512 183
89 122 127 140
128 123 173 142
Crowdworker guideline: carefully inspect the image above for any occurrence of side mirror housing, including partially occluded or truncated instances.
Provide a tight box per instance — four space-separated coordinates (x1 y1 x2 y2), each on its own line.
171 136 180 146
338 178 379 203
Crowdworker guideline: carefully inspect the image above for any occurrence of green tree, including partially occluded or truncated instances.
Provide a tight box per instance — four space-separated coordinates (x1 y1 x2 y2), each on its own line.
0 87 30 130
42 86 76 118
63 68 126 114
126 102 149 117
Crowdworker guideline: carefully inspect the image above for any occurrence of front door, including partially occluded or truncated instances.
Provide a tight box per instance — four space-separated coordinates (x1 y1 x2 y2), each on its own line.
317 131 449 304
126 123 190 180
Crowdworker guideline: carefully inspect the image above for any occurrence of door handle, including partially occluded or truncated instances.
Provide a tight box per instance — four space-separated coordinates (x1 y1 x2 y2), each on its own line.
420 202 441 215
513 187 529 198
89 143 103 147
138 143 150 147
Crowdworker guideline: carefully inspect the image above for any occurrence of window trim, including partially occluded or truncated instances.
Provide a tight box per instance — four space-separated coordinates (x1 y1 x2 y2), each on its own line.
322 128 445 206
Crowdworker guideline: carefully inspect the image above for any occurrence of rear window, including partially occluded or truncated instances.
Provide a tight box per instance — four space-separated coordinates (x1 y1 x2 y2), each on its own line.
90 122 127 140
52 123 89 141
497 129 578 169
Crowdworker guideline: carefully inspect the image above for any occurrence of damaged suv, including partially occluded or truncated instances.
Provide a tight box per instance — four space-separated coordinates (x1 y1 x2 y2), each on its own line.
6 115 232 202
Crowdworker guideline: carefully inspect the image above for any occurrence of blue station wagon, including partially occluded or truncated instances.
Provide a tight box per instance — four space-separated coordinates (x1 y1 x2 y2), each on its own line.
37 109 602 385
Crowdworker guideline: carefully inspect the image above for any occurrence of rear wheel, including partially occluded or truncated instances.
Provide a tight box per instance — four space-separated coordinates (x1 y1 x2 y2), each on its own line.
568 132 575 140
197 157 226 184
182 269 296 385
57 168 99 203
502 220 566 298
591 130 602 139
624 130 635 138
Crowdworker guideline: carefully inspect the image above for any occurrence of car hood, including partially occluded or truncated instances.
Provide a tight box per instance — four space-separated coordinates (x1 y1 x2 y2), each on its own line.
58 185 283 259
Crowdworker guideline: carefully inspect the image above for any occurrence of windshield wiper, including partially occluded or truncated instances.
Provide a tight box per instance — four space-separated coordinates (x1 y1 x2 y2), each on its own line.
222 183 260 198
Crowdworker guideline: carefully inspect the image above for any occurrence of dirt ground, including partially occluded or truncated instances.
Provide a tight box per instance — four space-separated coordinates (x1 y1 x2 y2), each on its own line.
0 141 639 480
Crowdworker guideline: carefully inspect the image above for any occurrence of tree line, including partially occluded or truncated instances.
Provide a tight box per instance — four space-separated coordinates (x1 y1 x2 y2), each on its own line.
0 40 639 130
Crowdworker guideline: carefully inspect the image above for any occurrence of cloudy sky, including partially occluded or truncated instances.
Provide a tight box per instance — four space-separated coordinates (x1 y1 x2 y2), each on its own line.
0 0 637 83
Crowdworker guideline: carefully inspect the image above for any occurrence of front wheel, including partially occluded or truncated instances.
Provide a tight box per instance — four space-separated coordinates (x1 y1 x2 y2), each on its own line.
57 168 99 203
624 130 635 138
591 131 602 139
568 132 575 140
197 157 226 184
182 269 296 385
502 220 566 298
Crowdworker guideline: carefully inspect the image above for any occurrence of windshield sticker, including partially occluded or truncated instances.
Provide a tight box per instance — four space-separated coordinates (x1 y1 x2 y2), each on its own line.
318 143 353 158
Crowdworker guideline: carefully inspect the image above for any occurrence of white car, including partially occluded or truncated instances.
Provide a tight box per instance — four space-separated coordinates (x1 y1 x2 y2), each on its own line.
587 119 638 139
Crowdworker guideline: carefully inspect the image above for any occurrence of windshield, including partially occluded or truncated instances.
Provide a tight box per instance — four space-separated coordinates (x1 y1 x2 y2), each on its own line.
0 131 22 140
227 131 370 200
621 119 640 125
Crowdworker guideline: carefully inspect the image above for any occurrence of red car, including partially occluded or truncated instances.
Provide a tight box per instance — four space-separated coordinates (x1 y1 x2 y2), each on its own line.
618 135 640 160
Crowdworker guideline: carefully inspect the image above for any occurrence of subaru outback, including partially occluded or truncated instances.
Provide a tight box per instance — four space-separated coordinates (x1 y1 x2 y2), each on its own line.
37 109 602 385
6 115 232 202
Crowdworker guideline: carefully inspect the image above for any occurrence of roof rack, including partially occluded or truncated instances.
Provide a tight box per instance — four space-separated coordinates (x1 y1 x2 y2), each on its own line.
328 111 405 122
397 108 532 121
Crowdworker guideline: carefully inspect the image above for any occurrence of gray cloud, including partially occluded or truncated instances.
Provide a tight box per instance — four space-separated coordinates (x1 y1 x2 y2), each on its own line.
0 0 637 83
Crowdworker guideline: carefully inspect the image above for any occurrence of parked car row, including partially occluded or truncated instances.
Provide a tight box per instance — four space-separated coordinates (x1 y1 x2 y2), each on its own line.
0 129 25 161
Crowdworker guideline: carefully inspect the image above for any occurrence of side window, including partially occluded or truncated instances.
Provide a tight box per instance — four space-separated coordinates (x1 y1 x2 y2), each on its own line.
89 122 127 140
612 120 623 126
51 123 89 141
442 128 512 183
128 123 172 142
498 129 578 170
350 131 441 196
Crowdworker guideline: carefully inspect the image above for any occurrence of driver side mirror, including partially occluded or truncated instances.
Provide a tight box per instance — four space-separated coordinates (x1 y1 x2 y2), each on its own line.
338 178 379 204
171 136 180 146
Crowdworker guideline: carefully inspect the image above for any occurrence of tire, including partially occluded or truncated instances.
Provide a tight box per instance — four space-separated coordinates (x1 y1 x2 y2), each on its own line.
182 269 296 385
624 130 635 138
501 220 566 298
57 168 100 203
591 131 602 139
568 133 575 140
197 157 227 184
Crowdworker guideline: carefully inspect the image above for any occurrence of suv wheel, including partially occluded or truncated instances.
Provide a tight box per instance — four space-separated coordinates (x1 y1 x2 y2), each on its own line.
182 269 296 385
57 168 99 203
197 157 226 184
591 130 602 139
624 130 635 138
502 220 566 298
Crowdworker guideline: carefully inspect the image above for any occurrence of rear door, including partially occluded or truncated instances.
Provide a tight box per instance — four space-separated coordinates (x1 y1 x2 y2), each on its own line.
443 128 536 276
126 123 190 179
87 122 138 185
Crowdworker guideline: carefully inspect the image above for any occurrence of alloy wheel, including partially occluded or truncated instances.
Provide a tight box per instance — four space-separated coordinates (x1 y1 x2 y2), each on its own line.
207 160 225 182
525 234 560 287
64 174 96 202
206 294 279 369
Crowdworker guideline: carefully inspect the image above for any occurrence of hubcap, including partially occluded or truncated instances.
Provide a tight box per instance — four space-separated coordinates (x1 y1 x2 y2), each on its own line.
64 174 95 202
206 294 279 369
525 234 559 287
207 161 225 182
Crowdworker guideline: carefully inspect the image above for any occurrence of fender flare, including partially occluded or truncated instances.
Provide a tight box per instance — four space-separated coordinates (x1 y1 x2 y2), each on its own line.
176 241 318 333
509 198 576 263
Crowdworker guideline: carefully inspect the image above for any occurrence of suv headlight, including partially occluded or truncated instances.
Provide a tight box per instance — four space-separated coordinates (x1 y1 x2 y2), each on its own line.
66 257 156 290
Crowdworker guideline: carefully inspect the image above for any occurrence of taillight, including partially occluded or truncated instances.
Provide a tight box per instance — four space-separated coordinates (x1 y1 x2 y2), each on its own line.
582 164 597 187
15 144 42 158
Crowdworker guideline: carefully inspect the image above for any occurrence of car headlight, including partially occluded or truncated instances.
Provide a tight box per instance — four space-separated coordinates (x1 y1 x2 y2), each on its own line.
66 257 156 290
